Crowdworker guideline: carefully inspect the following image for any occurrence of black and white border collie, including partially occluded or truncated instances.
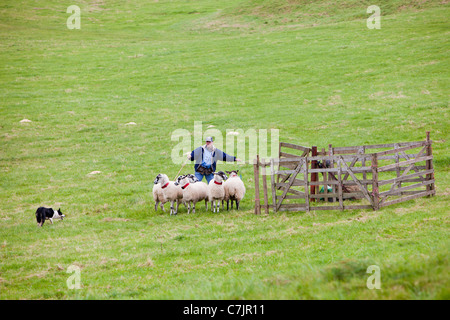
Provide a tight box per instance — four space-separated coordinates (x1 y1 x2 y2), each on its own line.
35 207 65 227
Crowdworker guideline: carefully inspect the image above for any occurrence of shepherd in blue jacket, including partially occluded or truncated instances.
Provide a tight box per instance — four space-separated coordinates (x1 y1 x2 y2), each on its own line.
187 136 241 183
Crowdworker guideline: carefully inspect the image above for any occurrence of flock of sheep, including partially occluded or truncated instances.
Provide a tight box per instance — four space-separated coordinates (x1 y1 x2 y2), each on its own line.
153 171 246 215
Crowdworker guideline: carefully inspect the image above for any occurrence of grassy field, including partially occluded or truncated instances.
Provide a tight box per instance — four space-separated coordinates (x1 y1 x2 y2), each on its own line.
0 0 449 300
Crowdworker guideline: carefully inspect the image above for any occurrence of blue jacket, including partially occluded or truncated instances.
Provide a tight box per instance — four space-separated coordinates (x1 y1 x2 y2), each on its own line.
190 145 236 173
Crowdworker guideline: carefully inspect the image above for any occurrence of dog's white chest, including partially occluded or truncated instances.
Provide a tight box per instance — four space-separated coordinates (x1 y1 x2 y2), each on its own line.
46 209 63 223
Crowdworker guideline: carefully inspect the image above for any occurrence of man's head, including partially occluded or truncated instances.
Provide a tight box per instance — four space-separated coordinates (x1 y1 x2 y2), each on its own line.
205 136 213 144
205 136 214 150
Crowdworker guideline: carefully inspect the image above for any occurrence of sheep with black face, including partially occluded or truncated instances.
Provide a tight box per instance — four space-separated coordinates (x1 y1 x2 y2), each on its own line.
208 171 227 213
176 174 209 214
153 174 182 215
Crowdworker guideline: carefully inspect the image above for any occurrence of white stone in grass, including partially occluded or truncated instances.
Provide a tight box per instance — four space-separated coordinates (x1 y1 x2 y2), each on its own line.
125 122 137 125
227 131 239 136
88 171 102 175
20 119 32 123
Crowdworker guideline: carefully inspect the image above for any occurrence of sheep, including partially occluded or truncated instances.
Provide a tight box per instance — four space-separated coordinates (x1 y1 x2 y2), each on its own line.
153 173 183 215
152 183 167 212
176 175 209 214
185 174 209 210
174 174 197 208
224 170 246 210
208 171 227 213
176 174 209 210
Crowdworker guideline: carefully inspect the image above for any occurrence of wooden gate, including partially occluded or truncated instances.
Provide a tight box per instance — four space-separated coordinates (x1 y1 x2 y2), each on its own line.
376 136 435 208
272 142 310 212
252 132 435 214
271 154 374 212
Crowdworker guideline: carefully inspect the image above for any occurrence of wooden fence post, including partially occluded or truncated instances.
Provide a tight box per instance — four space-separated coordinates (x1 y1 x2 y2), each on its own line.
338 159 343 210
426 131 435 196
270 158 277 212
394 143 401 193
277 143 281 186
253 155 261 215
329 144 336 203
304 157 310 212
371 153 379 210
322 147 329 202
310 146 317 202
261 158 269 214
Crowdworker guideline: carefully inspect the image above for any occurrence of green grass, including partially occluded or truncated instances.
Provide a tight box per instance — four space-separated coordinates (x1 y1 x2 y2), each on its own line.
0 0 449 299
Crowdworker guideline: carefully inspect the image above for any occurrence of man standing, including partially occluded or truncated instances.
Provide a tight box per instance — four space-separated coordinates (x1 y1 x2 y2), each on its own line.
187 137 241 183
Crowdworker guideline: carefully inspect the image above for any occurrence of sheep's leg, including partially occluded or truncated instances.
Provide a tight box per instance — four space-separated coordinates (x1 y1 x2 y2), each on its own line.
187 202 190 214
155 201 159 211
205 199 208 211
192 202 196 214
236 200 240 210
227 200 229 211
176 200 180 214
161 202 165 212
170 201 175 215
